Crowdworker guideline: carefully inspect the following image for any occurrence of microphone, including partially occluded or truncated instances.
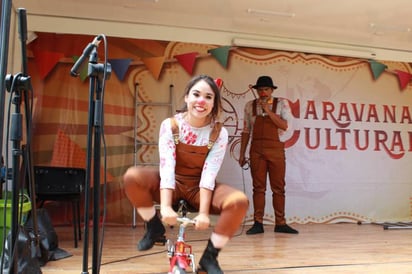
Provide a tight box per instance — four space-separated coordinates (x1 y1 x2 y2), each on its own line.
18 8 27 43
259 97 271 116
18 8 29 75
70 35 102 77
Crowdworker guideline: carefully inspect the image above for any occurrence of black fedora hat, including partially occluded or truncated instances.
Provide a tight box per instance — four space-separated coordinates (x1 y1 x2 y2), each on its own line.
252 76 277 89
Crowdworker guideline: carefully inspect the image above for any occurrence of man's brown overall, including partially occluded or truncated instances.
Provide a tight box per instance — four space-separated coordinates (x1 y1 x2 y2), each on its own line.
125 118 248 237
249 98 287 225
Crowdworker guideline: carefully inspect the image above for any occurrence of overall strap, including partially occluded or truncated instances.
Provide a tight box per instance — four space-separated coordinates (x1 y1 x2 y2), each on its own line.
272 97 278 113
170 117 179 145
207 122 222 150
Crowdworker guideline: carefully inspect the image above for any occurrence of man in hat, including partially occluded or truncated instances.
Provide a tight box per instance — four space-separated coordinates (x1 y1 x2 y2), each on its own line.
239 75 298 235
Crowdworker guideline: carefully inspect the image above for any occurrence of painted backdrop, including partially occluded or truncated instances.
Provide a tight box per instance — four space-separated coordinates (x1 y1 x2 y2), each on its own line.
25 33 412 225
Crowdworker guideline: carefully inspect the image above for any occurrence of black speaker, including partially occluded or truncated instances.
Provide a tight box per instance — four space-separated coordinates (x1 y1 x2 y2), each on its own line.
34 166 85 195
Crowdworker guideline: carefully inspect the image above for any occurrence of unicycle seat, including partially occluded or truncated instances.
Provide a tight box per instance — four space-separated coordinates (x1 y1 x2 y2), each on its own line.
176 199 197 214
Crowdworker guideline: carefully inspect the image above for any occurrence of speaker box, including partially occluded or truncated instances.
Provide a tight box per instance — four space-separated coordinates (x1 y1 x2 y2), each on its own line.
34 166 85 195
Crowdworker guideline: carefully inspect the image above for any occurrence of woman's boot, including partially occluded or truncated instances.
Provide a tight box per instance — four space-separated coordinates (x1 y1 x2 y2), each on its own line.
198 239 223 274
137 214 166 251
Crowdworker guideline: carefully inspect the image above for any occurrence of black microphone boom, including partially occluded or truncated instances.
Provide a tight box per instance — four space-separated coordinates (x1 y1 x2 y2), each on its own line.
70 36 102 77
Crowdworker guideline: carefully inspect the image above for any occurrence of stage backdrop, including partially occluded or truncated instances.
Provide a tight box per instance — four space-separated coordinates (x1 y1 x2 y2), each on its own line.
26 33 412 225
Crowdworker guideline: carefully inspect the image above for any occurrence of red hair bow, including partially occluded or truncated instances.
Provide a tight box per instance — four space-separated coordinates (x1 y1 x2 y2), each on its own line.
214 78 223 89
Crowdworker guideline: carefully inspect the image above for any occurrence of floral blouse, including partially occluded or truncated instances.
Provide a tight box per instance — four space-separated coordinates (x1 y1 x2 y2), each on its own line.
158 113 228 191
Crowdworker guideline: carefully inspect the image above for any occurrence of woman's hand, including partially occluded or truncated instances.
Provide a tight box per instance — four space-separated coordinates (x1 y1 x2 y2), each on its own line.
160 206 178 226
193 213 210 230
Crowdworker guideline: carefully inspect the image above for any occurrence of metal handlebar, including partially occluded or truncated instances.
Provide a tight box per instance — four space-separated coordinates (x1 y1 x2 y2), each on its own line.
176 216 196 226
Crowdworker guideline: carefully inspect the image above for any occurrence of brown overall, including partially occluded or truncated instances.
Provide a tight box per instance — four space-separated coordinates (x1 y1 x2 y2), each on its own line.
250 98 287 225
125 118 248 237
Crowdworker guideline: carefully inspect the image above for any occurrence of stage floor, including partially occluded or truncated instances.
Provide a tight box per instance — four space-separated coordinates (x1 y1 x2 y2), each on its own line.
40 222 412 273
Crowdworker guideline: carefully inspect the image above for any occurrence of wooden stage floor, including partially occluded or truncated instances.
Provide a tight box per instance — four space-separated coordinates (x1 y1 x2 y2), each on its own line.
40 222 412 273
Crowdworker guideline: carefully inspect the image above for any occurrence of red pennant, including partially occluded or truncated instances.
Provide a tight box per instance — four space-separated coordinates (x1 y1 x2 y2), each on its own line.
142 56 165 80
33 50 64 79
394 69 412 90
174 52 198 75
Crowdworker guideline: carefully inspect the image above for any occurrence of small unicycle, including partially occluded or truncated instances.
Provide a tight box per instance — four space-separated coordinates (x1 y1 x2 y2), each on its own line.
167 200 196 274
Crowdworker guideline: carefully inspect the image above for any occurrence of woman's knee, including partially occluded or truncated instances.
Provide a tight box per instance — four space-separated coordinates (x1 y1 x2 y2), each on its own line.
237 192 249 211
223 191 249 212
123 166 139 184
123 166 160 191
123 166 150 190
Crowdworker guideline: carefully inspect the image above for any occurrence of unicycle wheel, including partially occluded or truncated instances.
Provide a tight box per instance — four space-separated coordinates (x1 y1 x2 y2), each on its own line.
171 263 186 274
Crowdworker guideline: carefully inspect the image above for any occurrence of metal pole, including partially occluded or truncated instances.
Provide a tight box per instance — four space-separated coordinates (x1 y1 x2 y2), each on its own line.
0 0 12 164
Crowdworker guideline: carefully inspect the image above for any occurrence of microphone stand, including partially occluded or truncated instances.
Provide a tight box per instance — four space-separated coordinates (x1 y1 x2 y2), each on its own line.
74 42 111 274
3 8 34 274
0 0 12 170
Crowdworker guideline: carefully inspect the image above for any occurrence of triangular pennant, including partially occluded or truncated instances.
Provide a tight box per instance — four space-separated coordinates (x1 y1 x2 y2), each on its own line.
34 50 64 79
141 56 165 80
72 56 89 82
208 46 231 68
368 60 387 80
174 52 198 75
394 69 412 90
108 58 132 81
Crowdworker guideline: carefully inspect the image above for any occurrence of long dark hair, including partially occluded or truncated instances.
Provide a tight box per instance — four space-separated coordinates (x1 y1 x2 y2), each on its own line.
178 74 222 121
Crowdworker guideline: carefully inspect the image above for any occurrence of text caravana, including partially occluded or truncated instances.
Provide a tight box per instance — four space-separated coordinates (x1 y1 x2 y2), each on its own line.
289 100 412 159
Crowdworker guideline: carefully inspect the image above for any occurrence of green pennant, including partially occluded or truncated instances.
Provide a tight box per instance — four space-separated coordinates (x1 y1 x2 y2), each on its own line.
368 59 387 80
208 46 231 68
72 56 89 82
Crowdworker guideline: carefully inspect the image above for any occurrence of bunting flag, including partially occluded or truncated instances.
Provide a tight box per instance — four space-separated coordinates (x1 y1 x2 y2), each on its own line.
30 42 412 91
208 46 231 68
394 69 412 90
174 52 198 75
368 60 387 80
34 50 65 79
71 56 89 82
108 58 132 81
142 56 165 80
